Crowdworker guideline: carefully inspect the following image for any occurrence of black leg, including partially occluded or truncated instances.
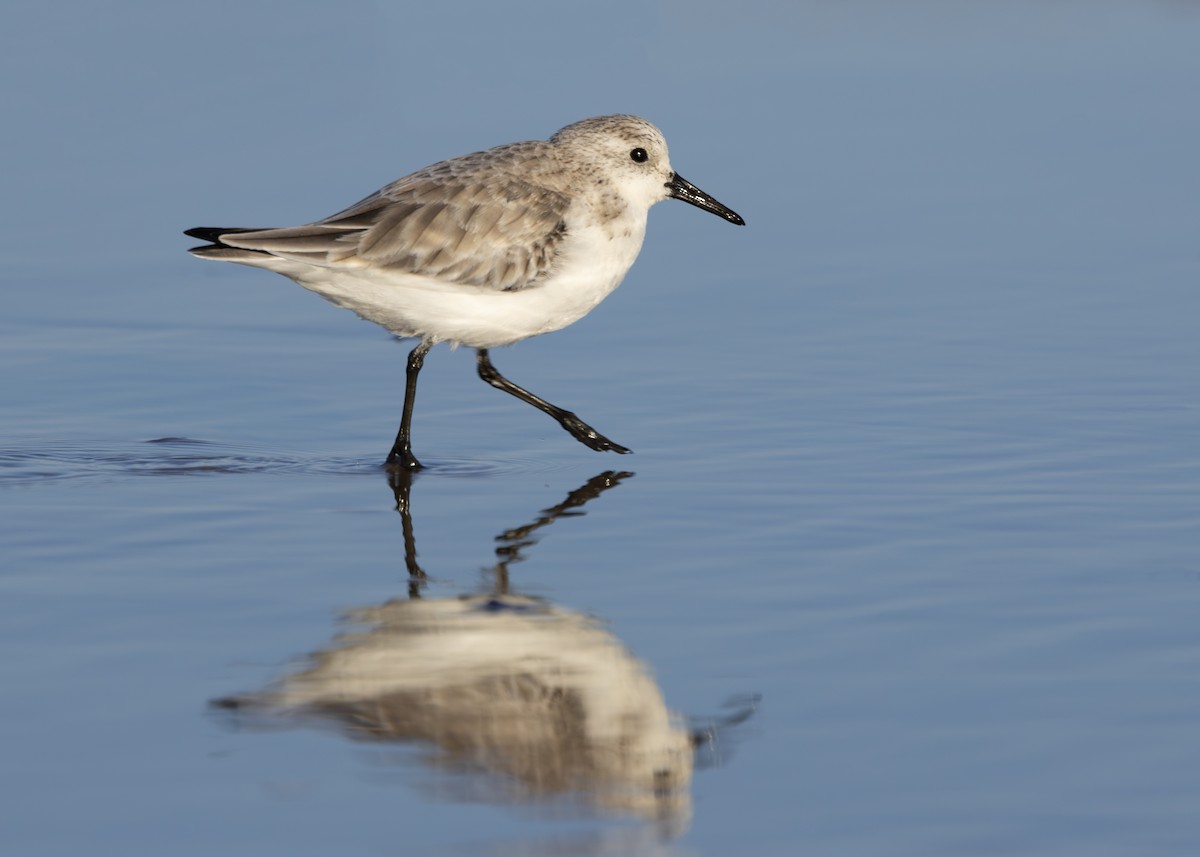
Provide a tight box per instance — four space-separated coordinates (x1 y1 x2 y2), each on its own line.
386 341 433 470
475 348 631 454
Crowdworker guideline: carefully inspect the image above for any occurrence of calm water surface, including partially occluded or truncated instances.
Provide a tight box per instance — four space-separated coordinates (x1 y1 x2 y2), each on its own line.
3 3 1199 855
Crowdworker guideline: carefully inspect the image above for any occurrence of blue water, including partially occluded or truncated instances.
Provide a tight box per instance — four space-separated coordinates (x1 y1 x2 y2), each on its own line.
3 3 1199 855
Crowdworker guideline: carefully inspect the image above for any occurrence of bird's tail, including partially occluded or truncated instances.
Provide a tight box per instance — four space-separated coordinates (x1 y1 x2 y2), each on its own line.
184 226 272 261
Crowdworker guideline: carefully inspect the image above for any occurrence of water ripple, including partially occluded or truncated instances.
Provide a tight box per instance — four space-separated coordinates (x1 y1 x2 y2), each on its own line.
0 438 560 484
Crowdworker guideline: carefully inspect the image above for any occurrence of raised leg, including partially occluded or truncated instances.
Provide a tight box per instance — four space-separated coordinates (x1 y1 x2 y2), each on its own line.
386 341 433 470
475 348 631 454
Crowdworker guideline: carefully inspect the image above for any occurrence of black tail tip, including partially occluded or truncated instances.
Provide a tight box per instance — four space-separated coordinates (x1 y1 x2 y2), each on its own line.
184 226 264 245
184 226 228 243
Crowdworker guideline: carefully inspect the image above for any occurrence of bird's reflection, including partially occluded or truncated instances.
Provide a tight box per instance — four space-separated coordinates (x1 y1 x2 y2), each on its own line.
215 470 698 824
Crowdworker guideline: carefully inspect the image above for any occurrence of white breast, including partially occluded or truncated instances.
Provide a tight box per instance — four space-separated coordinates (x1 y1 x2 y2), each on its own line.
281 212 649 349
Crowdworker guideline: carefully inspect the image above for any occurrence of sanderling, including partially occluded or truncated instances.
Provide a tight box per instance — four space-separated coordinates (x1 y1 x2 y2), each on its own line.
186 115 743 469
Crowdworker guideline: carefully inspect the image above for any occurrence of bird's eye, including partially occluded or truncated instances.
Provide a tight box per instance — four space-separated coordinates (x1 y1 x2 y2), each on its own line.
630 148 648 163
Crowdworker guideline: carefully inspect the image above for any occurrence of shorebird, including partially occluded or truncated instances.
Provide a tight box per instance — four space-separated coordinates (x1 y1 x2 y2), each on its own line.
186 115 743 469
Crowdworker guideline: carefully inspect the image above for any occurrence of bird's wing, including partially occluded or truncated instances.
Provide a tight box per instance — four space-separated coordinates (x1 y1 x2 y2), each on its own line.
216 149 571 292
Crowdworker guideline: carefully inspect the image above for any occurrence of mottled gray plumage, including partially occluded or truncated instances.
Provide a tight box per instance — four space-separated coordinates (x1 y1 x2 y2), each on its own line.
213 142 576 292
185 115 743 467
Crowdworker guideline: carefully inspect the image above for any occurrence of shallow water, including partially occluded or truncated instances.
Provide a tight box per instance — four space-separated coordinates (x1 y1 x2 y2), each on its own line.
4 3 1200 855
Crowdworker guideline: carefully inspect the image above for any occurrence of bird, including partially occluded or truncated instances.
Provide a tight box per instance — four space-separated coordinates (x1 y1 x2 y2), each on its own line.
185 114 744 470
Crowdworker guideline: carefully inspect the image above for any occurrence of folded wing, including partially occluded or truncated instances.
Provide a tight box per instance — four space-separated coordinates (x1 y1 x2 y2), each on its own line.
196 149 571 292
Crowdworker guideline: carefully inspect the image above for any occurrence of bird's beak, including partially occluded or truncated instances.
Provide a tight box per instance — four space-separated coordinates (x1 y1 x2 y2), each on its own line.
666 173 745 225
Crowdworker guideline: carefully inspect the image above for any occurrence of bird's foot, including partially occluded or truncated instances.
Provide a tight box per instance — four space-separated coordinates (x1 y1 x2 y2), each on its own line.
557 412 631 454
385 447 423 472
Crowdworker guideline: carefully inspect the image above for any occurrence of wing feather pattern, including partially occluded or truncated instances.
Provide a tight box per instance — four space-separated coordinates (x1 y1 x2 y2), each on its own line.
217 142 571 292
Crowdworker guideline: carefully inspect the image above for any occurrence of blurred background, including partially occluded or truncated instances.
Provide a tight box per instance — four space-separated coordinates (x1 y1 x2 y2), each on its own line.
2 2 1198 855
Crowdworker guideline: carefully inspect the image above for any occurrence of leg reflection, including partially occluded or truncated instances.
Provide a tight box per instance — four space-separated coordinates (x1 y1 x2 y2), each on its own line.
216 468 722 827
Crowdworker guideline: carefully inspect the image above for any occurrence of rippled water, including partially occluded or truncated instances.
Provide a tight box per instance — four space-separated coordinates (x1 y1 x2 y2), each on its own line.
4 3 1200 856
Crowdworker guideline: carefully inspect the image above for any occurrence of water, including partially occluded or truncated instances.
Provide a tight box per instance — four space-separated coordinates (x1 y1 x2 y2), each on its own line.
3 2 1199 855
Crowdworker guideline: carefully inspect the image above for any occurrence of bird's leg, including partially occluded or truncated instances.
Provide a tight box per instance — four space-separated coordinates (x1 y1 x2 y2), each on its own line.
386 341 433 470
475 348 631 454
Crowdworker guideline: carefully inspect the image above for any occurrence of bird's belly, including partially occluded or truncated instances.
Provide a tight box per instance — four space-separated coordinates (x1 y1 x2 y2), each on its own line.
289 224 645 349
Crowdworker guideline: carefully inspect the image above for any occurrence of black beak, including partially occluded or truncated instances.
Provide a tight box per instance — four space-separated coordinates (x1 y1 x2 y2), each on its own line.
666 172 745 225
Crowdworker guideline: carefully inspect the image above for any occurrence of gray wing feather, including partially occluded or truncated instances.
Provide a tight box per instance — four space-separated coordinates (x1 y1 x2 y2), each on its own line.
220 145 571 291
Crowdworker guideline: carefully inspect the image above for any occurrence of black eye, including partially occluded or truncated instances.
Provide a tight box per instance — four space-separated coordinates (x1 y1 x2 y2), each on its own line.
630 147 648 163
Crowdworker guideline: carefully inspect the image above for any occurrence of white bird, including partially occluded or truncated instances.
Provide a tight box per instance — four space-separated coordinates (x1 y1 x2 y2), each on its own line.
186 115 744 469
212 469 696 821
217 593 695 820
